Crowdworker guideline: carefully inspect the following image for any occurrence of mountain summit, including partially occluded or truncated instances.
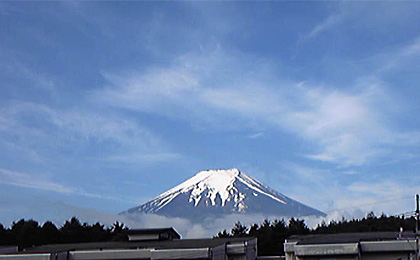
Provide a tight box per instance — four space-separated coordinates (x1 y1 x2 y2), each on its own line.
121 168 325 221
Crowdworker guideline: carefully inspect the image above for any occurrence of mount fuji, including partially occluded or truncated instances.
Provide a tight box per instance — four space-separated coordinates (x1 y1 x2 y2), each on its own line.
121 168 325 221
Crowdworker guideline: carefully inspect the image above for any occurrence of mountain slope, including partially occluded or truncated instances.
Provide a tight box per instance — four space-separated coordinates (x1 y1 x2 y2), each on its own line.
121 168 325 221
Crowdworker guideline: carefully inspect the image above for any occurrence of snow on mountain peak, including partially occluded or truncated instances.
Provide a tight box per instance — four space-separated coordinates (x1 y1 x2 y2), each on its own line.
121 168 327 220
190 168 241 206
140 168 288 212
156 168 242 208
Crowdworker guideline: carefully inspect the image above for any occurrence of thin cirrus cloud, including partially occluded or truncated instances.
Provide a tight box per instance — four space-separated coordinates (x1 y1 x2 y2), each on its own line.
334 181 416 216
304 14 344 39
374 36 420 74
0 167 138 203
93 49 415 166
0 168 74 194
272 162 415 217
0 101 179 164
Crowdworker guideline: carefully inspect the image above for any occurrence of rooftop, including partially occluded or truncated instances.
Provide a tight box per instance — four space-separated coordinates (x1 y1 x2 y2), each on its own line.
288 231 416 245
21 237 256 254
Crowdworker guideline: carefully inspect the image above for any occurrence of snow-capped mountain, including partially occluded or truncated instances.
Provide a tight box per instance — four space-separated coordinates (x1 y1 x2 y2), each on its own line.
121 168 325 221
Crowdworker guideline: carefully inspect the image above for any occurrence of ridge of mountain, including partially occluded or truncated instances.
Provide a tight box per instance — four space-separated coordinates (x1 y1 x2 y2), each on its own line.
121 168 325 221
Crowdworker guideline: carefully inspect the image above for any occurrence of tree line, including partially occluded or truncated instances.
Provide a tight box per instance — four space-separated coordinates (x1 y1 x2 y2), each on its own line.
0 217 127 249
215 212 418 256
0 213 417 256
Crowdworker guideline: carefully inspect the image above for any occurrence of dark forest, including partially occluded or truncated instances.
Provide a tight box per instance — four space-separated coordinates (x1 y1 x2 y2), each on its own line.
0 213 416 256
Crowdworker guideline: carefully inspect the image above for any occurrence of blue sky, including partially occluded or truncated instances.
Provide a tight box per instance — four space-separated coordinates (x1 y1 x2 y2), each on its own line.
1 1 420 228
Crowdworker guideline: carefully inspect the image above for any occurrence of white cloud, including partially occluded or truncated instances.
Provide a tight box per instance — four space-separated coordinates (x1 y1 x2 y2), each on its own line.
257 162 418 221
0 168 74 194
247 132 264 139
319 179 416 218
124 213 325 238
401 36 420 57
98 68 200 114
0 190 141 228
371 36 420 75
0 168 137 203
347 181 416 202
124 213 210 238
305 14 343 39
106 152 183 164
0 56 57 93
94 49 419 166
0 101 178 164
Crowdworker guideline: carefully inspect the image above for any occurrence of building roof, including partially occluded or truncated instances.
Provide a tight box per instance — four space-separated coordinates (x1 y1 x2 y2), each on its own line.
0 247 17 254
127 227 181 240
288 231 416 245
21 237 256 254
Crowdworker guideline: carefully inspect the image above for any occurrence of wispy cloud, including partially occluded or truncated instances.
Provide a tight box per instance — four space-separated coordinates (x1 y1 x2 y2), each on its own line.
247 132 264 139
106 153 183 164
265 162 417 219
0 188 142 227
94 49 418 166
305 14 343 39
329 183 414 218
0 59 57 94
375 36 420 74
0 168 74 194
0 101 178 164
0 167 138 203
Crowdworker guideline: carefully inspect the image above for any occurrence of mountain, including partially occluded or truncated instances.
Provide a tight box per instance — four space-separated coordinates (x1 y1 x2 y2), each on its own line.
121 168 325 221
